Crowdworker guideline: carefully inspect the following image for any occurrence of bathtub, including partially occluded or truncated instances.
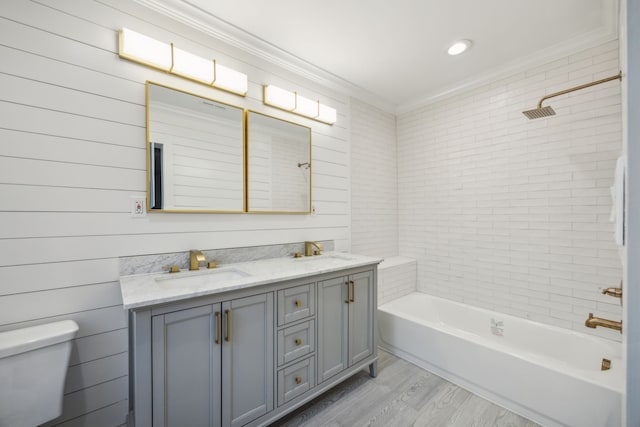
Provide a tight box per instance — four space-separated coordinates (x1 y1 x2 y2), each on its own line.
378 292 623 427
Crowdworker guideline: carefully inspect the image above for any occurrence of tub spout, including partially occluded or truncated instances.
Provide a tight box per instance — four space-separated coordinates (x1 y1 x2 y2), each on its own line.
585 313 622 333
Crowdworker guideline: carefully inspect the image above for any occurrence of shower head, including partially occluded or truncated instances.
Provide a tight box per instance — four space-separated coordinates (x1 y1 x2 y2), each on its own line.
522 71 622 120
522 105 556 120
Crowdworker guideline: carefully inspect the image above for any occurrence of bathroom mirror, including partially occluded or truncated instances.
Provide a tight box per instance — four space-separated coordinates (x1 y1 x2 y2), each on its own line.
247 111 311 213
146 82 245 212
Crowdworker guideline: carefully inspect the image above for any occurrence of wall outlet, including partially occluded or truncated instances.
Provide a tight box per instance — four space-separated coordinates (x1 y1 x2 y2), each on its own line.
131 196 147 218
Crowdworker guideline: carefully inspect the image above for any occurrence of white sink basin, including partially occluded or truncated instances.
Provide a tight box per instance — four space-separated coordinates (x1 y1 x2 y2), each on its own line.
155 268 250 287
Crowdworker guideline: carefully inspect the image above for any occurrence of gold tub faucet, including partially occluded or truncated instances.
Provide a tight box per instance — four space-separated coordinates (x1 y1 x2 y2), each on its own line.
304 241 323 256
585 313 622 333
189 250 206 271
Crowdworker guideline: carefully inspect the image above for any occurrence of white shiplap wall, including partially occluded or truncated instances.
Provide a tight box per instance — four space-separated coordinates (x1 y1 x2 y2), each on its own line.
0 1 350 426
397 41 624 341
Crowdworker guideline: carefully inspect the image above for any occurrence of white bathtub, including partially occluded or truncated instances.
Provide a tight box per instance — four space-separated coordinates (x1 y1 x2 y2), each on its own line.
378 292 623 427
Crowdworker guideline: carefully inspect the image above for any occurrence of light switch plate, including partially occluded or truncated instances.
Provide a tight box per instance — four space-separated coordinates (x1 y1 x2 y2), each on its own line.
131 196 147 218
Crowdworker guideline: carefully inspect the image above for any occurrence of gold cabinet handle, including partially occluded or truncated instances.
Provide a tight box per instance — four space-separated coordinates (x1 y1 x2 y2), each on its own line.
345 281 350 304
295 376 302 385
350 280 355 303
294 300 302 307
295 338 302 346
225 309 231 342
215 311 221 345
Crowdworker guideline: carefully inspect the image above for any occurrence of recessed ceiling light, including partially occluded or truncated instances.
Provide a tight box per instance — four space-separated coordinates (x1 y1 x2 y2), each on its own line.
447 39 472 56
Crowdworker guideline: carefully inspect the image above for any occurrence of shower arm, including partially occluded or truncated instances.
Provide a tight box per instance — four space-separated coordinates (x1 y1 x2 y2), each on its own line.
536 71 622 109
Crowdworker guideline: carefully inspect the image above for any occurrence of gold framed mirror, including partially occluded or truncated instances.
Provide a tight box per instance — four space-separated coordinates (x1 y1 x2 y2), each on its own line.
146 82 245 212
246 111 312 213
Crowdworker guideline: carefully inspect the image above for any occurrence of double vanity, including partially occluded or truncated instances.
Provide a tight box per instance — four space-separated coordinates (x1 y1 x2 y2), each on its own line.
120 251 380 427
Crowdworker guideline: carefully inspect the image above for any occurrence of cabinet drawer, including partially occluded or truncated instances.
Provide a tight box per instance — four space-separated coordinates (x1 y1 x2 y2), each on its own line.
277 283 315 325
277 320 315 366
277 357 315 406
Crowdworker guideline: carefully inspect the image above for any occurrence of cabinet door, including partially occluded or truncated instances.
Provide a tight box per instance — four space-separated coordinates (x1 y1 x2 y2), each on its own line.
348 271 375 366
317 276 349 383
152 304 221 427
222 293 274 427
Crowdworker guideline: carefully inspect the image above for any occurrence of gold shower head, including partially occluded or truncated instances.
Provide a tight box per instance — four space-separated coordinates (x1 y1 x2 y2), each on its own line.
522 71 622 120
522 105 556 119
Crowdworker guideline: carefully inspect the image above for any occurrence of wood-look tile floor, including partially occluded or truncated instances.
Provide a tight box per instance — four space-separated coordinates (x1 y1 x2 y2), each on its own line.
270 350 541 427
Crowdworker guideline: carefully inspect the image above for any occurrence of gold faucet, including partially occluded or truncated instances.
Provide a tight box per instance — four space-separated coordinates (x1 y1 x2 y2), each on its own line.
304 241 323 256
189 250 206 271
585 313 622 333
602 280 623 298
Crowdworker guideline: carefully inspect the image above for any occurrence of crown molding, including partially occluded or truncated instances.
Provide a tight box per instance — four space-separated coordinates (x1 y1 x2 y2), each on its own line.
133 0 396 113
134 0 618 116
396 26 619 115
396 0 619 114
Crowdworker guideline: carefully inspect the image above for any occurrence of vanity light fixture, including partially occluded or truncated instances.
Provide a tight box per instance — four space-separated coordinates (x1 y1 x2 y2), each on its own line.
171 46 215 83
262 84 296 110
118 28 248 96
118 28 172 71
447 39 472 56
263 84 337 125
317 103 338 124
294 95 320 118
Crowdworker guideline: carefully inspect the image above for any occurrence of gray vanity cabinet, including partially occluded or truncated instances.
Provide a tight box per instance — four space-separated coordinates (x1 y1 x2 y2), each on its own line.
317 270 375 383
152 305 221 427
222 294 274 427
151 293 273 427
348 271 375 366
128 261 378 427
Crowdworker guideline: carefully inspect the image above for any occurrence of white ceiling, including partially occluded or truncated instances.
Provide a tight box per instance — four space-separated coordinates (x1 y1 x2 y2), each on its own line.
138 0 618 112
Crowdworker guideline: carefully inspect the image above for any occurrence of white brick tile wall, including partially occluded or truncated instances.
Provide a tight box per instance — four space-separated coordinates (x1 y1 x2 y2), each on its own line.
350 98 399 258
378 257 417 306
397 41 624 341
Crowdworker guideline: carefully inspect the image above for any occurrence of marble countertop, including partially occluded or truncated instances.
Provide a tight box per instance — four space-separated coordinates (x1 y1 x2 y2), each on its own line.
119 252 382 310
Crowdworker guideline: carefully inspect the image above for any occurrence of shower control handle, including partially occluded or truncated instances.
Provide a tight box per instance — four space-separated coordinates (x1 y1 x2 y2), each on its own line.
602 281 622 298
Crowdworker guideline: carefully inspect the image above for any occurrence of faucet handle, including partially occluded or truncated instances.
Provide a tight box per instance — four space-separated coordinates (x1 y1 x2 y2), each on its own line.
164 265 180 273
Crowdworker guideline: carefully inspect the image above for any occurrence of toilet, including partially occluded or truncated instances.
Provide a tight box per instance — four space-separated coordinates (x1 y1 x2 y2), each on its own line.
0 320 79 427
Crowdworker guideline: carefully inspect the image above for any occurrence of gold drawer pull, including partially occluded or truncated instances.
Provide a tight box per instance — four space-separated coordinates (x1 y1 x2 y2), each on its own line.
225 309 231 342
294 300 302 307
215 311 221 345
295 338 302 346
350 280 355 303
295 376 302 385
345 281 350 304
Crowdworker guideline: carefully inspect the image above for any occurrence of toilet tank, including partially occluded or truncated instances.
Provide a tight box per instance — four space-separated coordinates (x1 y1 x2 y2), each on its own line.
0 320 79 427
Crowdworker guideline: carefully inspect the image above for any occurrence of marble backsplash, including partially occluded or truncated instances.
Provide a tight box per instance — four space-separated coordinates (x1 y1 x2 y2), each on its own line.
119 240 335 276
